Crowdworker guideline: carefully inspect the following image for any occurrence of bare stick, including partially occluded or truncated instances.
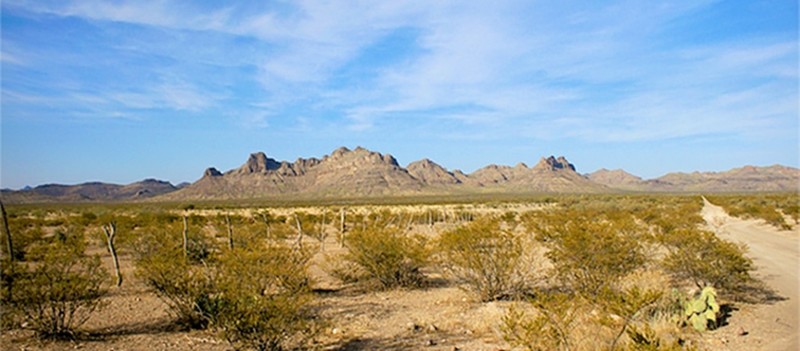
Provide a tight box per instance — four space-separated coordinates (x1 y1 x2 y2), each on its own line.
261 211 273 240
339 208 346 247
225 214 234 250
318 213 327 252
182 215 189 258
294 214 304 249
102 222 123 287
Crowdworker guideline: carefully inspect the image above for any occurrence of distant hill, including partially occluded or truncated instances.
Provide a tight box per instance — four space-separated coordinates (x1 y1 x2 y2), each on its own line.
586 165 799 192
0 179 177 203
2 147 797 203
587 169 645 190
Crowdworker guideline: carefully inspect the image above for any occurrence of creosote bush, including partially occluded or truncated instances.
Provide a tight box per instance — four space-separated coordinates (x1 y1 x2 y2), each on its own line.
659 228 754 296
212 244 314 351
502 291 579 351
503 285 690 351
529 210 647 297
4 232 108 339
437 216 533 301
708 194 798 230
342 224 429 289
132 228 216 329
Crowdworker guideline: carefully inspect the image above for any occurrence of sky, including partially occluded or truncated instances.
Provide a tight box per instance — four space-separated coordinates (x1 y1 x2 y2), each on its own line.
1 0 798 189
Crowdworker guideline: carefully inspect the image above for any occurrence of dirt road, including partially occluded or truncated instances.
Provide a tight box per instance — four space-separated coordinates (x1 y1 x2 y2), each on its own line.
701 198 799 350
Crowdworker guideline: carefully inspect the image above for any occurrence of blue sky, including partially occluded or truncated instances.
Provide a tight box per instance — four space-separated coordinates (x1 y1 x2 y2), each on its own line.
1 0 797 189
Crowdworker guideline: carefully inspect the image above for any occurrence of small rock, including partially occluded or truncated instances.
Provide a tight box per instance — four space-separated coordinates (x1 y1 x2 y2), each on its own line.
738 328 749 336
331 327 342 335
427 339 437 346
453 347 462 351
427 324 439 332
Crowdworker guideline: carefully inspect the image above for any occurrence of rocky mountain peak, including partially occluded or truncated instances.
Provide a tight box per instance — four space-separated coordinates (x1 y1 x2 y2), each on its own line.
414 158 436 167
535 156 576 172
203 167 223 177
330 146 351 159
236 152 280 174
343 147 399 167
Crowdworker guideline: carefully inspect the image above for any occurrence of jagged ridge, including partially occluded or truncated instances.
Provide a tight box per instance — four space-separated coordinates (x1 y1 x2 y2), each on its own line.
168 147 604 200
3 147 797 203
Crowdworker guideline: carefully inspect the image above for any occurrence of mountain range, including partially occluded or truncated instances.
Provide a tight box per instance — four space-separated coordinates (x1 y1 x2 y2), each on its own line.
2 146 797 203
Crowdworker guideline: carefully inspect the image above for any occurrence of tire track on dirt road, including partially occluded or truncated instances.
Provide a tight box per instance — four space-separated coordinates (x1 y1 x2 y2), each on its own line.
701 197 798 351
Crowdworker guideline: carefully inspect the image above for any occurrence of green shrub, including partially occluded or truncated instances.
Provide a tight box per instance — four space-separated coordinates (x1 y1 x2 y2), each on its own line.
132 228 216 329
212 244 314 351
135 250 215 329
437 217 532 301
531 210 647 297
2 215 47 261
4 232 108 338
708 195 796 230
660 228 754 294
342 224 429 289
502 291 579 351
503 286 686 351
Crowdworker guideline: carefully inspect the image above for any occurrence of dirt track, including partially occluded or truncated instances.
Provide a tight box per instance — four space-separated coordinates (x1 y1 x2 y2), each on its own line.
701 198 799 350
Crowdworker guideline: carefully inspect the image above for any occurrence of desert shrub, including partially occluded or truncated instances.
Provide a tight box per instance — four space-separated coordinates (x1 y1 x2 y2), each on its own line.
342 224 429 289
708 195 794 230
135 249 215 328
133 228 217 329
599 286 668 350
640 198 705 235
4 231 108 338
502 291 579 351
659 228 754 295
1 214 48 261
530 210 647 297
503 286 688 351
212 244 314 351
437 217 533 301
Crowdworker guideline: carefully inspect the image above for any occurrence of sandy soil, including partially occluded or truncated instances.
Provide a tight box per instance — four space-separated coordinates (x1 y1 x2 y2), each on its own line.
700 197 799 351
3 200 797 350
1 222 513 351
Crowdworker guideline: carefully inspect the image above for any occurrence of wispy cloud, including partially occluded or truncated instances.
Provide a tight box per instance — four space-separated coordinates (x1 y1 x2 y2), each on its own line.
3 0 796 143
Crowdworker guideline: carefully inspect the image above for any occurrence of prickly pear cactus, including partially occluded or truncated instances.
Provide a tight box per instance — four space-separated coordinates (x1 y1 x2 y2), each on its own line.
684 286 719 331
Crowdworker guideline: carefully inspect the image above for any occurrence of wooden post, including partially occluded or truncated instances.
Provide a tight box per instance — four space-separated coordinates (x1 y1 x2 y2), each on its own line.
319 213 327 252
182 215 189 258
261 212 272 240
102 221 123 287
225 214 234 250
294 214 303 249
0 200 12 263
339 208 346 247
1 200 14 298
